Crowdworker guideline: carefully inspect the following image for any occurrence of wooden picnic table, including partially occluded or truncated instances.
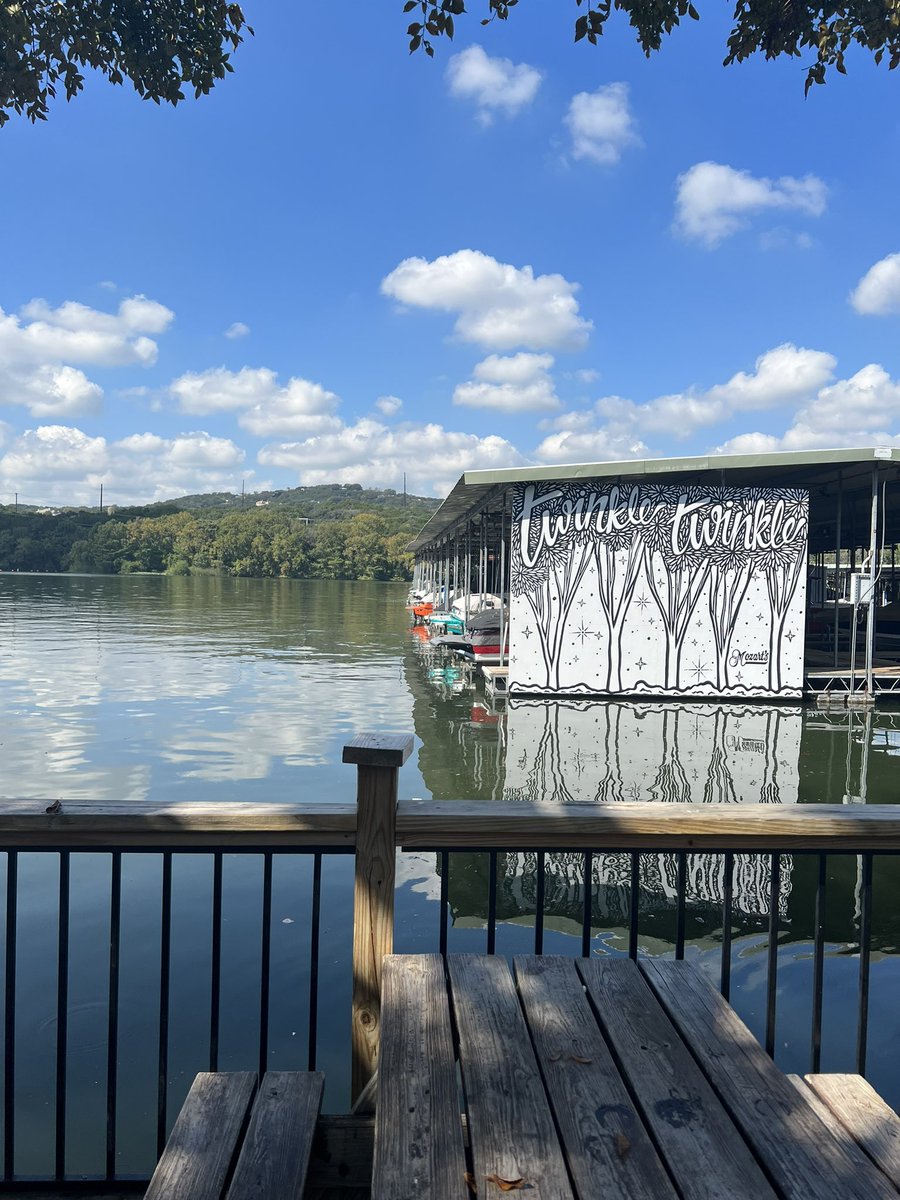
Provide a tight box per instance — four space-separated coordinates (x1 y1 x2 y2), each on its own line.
372 954 900 1199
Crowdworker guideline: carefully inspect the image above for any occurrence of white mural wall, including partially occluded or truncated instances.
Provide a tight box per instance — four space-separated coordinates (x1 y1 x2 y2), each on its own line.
509 482 809 698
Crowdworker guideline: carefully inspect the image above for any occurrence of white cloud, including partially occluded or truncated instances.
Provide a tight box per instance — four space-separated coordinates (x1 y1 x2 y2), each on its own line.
716 363 900 454
453 352 559 412
446 45 542 124
375 395 403 416
259 418 529 496
535 343 835 461
381 249 591 351
850 252 900 316
0 294 174 419
674 162 827 248
225 321 251 339
565 83 641 166
0 425 249 506
171 366 342 436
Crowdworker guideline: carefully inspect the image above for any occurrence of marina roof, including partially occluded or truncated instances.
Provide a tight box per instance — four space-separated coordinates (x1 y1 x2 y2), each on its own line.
409 446 900 552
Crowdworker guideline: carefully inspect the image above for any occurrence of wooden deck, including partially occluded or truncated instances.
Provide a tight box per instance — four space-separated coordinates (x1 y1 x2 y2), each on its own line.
373 954 900 1199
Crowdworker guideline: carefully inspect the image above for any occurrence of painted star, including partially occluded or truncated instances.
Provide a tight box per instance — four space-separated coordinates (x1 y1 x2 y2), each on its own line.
636 657 646 669
635 595 650 611
786 630 795 642
522 626 533 639
574 622 593 644
688 659 707 683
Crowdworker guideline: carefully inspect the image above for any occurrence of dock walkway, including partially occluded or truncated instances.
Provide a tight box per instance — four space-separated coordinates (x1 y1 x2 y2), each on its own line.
373 954 900 1199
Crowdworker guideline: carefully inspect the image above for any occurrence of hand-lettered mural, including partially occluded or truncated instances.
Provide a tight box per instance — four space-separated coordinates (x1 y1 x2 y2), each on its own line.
509 483 809 697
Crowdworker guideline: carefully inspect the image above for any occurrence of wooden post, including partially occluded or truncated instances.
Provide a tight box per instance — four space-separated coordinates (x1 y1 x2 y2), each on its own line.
343 733 413 1102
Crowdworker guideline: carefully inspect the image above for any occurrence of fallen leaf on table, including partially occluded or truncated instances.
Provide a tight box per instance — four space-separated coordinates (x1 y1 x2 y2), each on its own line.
45 799 62 814
615 1133 631 1159
569 1055 592 1064
464 1171 478 1194
547 1052 561 1062
484 1174 526 1191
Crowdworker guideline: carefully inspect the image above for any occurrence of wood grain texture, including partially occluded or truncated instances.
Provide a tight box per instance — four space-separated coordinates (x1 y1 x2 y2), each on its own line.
785 1074 896 1184
351 765 398 1101
642 961 897 1200
342 734 414 768
577 959 773 1200
0 801 356 848
804 1073 900 1188
144 1071 257 1200
225 1071 324 1200
372 955 467 1200
448 954 574 1200
514 956 677 1200
396 800 900 850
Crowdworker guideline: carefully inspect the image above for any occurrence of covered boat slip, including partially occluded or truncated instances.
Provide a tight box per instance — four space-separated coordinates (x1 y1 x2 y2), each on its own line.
408 447 900 700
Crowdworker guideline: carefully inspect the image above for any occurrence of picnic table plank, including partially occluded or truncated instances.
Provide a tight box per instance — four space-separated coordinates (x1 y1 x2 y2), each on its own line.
577 959 774 1200
786 1074 899 1187
448 954 574 1200
514 956 677 1200
642 960 897 1200
226 1071 324 1200
804 1073 900 1189
372 954 467 1200
145 1071 257 1200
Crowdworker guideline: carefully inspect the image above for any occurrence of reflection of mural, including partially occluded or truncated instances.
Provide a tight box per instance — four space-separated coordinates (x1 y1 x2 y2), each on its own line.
504 700 802 806
510 483 808 697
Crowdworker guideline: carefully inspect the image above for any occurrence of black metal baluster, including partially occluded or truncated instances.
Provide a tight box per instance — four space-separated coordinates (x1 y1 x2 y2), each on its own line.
209 853 223 1072
259 854 273 1079
811 854 827 1072
439 851 449 958
4 852 17 1183
534 852 545 955
486 851 497 955
856 852 873 1075
307 853 322 1071
55 852 70 1181
581 851 593 958
721 852 734 1000
629 852 639 960
765 853 780 1058
157 853 173 1158
675 852 687 960
106 852 122 1180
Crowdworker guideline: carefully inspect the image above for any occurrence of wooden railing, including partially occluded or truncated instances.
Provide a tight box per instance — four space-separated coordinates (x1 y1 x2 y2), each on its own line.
3 732 900 1184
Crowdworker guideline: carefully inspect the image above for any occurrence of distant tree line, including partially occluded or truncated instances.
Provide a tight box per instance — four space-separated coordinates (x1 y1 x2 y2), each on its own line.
0 487 436 579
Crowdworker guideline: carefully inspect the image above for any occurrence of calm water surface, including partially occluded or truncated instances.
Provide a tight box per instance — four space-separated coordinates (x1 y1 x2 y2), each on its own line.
2 574 900 1174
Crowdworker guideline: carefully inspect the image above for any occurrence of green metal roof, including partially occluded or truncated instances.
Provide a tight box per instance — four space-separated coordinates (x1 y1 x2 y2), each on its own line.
407 446 900 552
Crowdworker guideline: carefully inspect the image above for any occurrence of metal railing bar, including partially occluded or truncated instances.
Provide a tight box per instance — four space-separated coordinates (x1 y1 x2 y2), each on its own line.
674 853 687 961
811 853 827 1073
54 852 70 1180
259 853 273 1079
765 852 780 1059
721 852 734 1001
105 852 122 1180
581 851 593 958
438 851 449 958
628 852 639 960
534 851 545 955
4 851 18 1182
156 854 172 1159
209 852 223 1072
856 851 873 1075
307 853 322 1072
486 851 497 955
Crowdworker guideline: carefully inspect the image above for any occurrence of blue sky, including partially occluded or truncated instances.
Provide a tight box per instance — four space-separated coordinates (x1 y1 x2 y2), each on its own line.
1 1 899 506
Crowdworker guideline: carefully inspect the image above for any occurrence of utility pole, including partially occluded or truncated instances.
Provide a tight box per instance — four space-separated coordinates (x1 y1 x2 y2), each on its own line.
403 472 407 507
99 483 103 513
241 479 245 509
14 493 17 513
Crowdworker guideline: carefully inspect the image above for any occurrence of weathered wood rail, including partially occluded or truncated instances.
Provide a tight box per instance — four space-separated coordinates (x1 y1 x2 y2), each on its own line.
2 730 900 1177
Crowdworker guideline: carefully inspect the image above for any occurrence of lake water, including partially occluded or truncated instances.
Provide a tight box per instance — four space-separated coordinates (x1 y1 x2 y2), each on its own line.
2 573 900 1176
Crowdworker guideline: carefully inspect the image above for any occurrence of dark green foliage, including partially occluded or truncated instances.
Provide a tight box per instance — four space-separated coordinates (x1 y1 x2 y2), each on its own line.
0 486 431 580
0 0 250 127
407 0 900 91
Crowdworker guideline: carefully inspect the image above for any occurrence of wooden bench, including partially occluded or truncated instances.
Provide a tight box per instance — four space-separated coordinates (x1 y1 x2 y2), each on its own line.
145 1071 324 1200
